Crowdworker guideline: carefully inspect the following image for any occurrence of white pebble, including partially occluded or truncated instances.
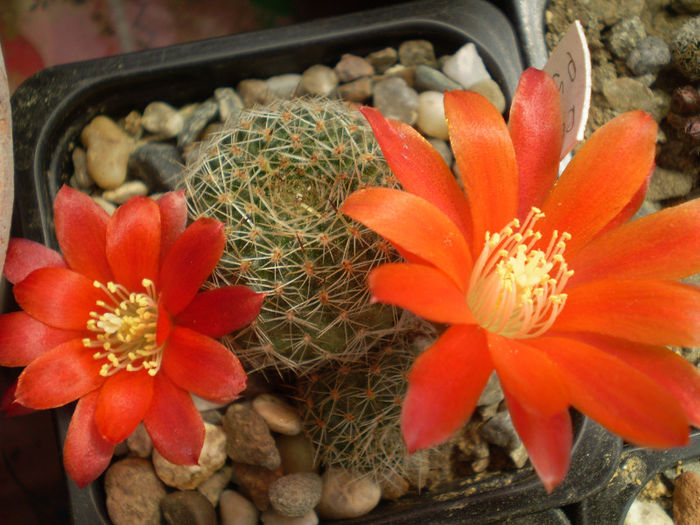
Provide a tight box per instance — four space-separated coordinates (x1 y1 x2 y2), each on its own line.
92 195 116 215
443 42 491 89
624 499 673 525
266 74 302 99
252 394 303 436
469 78 506 113
416 91 448 140
142 101 184 138
102 180 149 204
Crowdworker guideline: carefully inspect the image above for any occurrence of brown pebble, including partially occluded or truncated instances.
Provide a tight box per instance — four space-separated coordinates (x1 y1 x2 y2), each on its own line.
674 470 700 525
230 461 283 511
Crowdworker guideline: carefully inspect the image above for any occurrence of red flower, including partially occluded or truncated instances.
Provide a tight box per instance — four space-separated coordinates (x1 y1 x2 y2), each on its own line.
341 68 700 492
0 186 264 487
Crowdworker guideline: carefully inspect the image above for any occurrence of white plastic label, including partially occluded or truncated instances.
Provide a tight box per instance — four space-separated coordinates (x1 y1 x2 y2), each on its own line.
543 20 591 159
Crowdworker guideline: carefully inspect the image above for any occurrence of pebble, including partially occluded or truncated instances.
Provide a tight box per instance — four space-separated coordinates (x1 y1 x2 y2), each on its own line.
673 471 700 525
91 195 117 215
378 470 410 500
480 411 523 453
337 77 373 103
71 147 92 188
252 394 303 436
627 36 671 75
178 100 219 147
414 64 463 92
427 138 453 167
443 42 491 89
219 490 259 525
161 490 217 525
334 53 375 82
380 64 415 87
477 372 505 406
602 77 671 121
608 16 646 59
624 499 673 525
646 166 695 200
365 47 398 74
105 457 167 525
129 143 184 190
416 91 448 140
300 65 338 97
268 472 323 517
230 461 283 511
398 39 437 67
126 422 153 457
266 74 302 99
671 16 700 81
315 468 381 520
373 77 419 125
142 101 184 138
223 402 281 470
153 423 227 490
214 87 244 123
237 78 277 107
102 180 150 204
197 465 232 507
260 509 319 525
276 433 317 474
192 393 228 412
469 78 507 113
80 115 135 189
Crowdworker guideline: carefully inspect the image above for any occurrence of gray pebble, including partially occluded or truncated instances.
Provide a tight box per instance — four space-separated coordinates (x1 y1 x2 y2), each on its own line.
260 509 319 525
602 77 671 121
197 465 232 507
223 403 281 470
105 457 167 525
646 166 695 200
334 53 375 82
627 36 671 75
373 77 419 125
71 147 92 188
266 74 302 99
142 101 184 138
608 16 646 59
129 143 184 190
337 77 373 102
219 490 259 525
102 180 149 204
315 468 381 520
269 472 323 517
178 100 219 147
480 411 522 451
126 422 152 458
365 47 398 74
398 39 437 67
214 87 244 122
414 64 463 92
300 65 339 97
427 138 453 167
477 371 504 407
161 491 216 525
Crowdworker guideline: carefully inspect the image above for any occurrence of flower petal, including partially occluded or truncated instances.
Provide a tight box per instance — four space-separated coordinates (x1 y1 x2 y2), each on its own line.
53 185 112 282
569 197 700 285
553 279 700 347
595 173 650 238
159 218 225 316
175 286 264 338
3 238 66 284
360 106 472 242
15 339 105 409
402 325 492 452
540 111 657 255
368 263 475 324
95 370 154 444
508 68 563 218
487 333 568 417
0 311 84 366
531 336 689 447
1 380 36 416
341 188 471 290
156 191 188 265
444 90 518 245
106 196 161 292
63 390 115 488
504 389 572 493
13 267 105 330
143 372 204 465
162 327 247 403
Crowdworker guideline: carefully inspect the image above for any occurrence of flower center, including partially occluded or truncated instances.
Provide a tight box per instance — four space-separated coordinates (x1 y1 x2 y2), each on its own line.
467 207 574 339
83 279 163 377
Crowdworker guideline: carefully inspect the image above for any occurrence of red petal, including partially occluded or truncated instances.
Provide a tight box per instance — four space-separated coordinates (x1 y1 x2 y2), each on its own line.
341 188 472 290
0 312 84 366
444 90 518 246
3 238 66 284
143 372 204 465
595 172 650 238
156 191 187 265
554 279 700 347
402 325 493 452
487 333 568 417
532 336 689 447
1 380 36 416
540 111 657 256
53 185 112 282
13 267 105 330
156 298 173 346
508 68 563 218
162 327 247 403
159 218 225 316
95 370 154 443
175 286 264 338
106 196 161 291
505 390 572 493
63 390 115 488
360 106 472 243
368 263 476 324
15 339 105 409
569 197 700 285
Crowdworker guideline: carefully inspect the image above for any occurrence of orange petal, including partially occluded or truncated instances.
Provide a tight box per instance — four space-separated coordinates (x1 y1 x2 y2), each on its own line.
540 111 657 255
15 339 105 409
63 390 115 488
554 279 700 347
106 196 161 292
595 172 650 237
487 333 568 417
341 188 471 290
0 312 83 366
444 90 518 245
569 197 700 285
156 190 187 265
143 372 204 465
3 238 66 285
360 106 472 242
531 336 689 447
13 267 105 330
53 185 113 282
95 370 154 444
401 325 492 452
162 327 247 404
504 389 572 493
368 263 475 324
508 68 563 218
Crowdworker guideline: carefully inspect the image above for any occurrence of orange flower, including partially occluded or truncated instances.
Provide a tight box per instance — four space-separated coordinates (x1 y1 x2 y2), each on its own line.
0 186 264 487
341 68 700 492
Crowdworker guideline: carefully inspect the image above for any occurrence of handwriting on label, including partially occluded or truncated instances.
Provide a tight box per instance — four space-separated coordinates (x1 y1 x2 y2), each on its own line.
543 20 591 159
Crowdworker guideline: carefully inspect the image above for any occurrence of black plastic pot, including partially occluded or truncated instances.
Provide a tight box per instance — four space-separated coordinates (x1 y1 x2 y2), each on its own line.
10 0 623 523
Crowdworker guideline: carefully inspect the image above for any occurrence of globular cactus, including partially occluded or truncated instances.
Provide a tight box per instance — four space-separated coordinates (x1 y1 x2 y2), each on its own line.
182 97 402 371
